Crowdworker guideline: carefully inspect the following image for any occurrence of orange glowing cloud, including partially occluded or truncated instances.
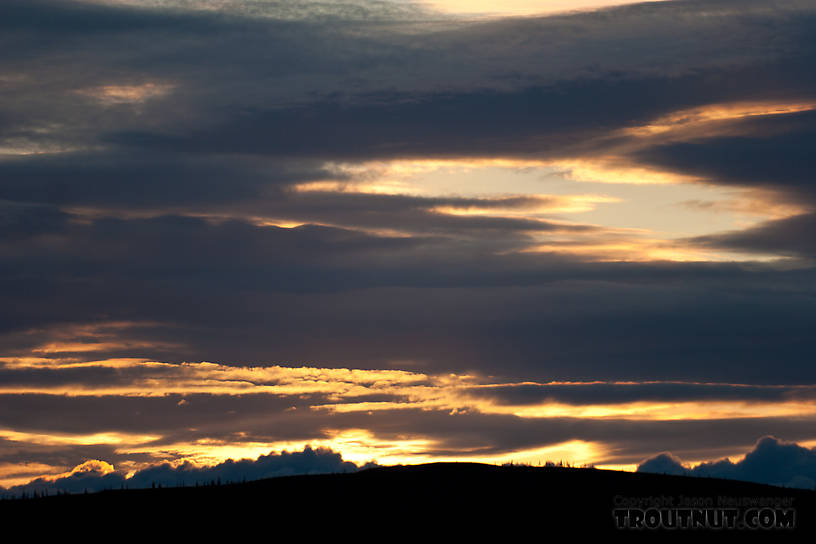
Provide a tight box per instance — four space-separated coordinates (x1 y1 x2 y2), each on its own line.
76 82 174 105
2 321 183 359
0 462 63 488
123 429 608 469
314 158 556 198
3 353 816 423
32 341 172 354
0 428 161 447
521 238 777 263
48 459 116 480
5 342 816 483
549 101 816 188
622 101 816 138
549 158 702 186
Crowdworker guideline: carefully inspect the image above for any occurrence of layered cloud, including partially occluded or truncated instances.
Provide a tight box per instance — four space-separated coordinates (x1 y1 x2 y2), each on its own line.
3 338 816 489
2 0 816 491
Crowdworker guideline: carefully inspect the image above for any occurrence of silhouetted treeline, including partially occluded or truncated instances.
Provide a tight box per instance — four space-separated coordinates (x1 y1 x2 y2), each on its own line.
3 463 814 540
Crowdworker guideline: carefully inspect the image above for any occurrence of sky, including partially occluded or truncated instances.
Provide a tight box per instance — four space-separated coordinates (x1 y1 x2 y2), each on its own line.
2 0 816 493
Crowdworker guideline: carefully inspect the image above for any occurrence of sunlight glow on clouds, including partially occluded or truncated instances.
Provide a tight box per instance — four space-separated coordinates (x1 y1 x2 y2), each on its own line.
621 101 816 138
427 0 667 17
75 83 175 105
286 154 802 262
4 0 816 496
522 238 784 263
0 463 62 488
120 429 603 468
8 354 816 421
3 343 816 487
0 429 161 447
549 158 703 186
48 459 116 480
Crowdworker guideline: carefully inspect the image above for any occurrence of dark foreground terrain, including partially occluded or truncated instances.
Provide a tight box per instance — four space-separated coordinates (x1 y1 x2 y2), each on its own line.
3 463 814 539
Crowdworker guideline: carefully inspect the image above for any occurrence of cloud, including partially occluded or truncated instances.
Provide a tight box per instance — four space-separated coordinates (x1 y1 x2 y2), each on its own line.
0 202 70 240
633 452 688 476
638 436 816 489
4 0 816 160
0 153 332 208
2 220 816 383
689 213 816 259
633 111 816 200
465 382 816 406
2 353 816 476
626 109 816 260
1 446 371 497
3 0 816 484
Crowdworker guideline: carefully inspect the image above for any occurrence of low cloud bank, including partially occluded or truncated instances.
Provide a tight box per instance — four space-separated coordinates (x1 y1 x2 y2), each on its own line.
1 446 375 498
638 436 816 489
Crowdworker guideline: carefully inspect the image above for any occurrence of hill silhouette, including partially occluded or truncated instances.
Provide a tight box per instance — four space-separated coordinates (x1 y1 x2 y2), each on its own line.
3 462 814 539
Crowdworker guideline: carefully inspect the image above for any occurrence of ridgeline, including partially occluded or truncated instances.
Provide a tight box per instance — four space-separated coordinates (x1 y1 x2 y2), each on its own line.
4 462 814 539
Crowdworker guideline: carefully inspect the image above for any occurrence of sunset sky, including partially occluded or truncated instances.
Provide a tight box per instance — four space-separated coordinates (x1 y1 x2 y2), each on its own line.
2 0 816 491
